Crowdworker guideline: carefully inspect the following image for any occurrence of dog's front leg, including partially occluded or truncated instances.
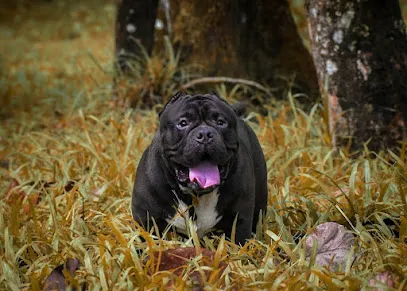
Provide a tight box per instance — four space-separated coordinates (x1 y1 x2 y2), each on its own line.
234 216 253 246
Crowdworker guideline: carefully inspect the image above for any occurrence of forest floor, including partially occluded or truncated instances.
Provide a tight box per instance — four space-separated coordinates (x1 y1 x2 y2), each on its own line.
0 1 406 290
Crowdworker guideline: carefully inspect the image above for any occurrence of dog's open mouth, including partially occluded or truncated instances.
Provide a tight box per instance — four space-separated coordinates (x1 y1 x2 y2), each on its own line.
189 161 220 188
175 161 231 193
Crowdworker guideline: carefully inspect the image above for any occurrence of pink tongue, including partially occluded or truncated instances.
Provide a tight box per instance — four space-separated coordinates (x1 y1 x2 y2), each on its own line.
189 162 220 189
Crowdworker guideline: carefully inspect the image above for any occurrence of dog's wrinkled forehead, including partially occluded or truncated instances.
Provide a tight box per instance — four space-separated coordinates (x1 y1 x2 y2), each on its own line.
159 92 234 120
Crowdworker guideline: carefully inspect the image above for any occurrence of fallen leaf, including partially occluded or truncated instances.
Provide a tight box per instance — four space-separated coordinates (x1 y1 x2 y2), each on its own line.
368 271 396 290
151 247 227 271
89 183 108 201
22 193 40 214
4 179 79 214
0 159 9 168
4 179 43 214
63 180 77 192
331 188 349 198
147 247 227 289
27 179 78 193
330 187 350 208
4 179 26 203
43 258 81 291
305 222 354 271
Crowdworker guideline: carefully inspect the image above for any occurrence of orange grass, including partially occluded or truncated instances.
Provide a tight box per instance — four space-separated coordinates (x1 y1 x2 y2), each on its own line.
1 1 406 289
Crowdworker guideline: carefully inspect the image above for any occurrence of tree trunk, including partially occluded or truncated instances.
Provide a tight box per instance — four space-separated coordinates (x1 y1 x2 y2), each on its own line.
115 0 319 101
115 0 159 72
235 0 318 97
307 0 407 152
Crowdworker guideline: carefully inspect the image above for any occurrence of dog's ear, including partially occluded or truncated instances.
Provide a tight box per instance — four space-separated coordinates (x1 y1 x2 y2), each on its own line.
231 102 247 117
207 90 246 117
208 89 220 98
159 91 186 117
207 89 228 104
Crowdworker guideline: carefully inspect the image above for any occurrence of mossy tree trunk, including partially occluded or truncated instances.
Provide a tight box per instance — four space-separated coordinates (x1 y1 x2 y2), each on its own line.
115 0 319 100
307 0 407 152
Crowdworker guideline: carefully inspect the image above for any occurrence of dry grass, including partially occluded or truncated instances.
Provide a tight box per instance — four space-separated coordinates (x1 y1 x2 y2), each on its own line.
1 1 407 290
2 80 407 289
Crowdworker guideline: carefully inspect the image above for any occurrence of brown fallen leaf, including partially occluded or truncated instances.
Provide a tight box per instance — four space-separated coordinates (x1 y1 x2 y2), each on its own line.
147 247 227 289
22 193 41 214
0 159 9 168
4 179 78 214
4 179 43 214
305 222 354 271
63 180 77 192
4 178 25 203
34 180 78 193
43 258 81 291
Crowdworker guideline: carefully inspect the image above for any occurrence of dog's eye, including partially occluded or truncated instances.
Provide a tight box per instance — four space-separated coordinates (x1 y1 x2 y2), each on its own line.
216 118 227 127
177 119 189 129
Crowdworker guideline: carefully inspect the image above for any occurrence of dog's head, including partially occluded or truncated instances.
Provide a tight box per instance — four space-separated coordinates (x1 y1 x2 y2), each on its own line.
159 92 239 194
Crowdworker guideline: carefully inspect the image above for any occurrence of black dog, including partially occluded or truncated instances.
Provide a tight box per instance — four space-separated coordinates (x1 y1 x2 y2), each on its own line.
132 92 268 245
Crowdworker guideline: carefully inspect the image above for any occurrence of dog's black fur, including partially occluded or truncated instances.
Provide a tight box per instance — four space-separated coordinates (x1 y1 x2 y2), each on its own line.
131 92 268 245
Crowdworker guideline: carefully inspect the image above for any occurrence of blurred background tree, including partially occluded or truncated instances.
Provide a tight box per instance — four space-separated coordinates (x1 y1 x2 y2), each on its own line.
115 0 319 104
2 0 407 152
115 0 407 152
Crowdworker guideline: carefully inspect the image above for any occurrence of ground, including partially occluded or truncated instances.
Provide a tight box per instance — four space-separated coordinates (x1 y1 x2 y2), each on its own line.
0 1 406 289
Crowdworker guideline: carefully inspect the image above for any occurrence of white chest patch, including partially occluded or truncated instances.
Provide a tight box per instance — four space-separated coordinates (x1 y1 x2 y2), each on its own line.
166 189 222 237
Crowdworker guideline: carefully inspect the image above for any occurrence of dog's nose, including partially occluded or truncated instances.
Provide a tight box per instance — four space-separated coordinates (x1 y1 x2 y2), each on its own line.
195 126 215 144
